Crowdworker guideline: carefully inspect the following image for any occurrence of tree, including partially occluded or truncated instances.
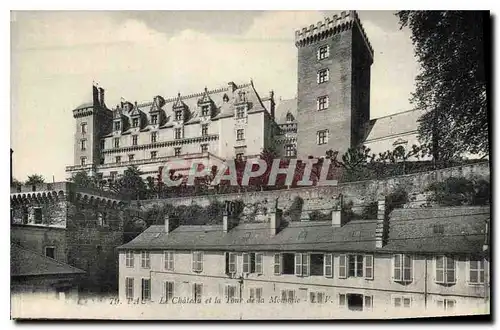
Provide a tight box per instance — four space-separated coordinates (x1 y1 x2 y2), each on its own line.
69 171 98 188
110 166 147 201
25 174 45 186
397 11 489 160
378 144 422 174
11 178 22 188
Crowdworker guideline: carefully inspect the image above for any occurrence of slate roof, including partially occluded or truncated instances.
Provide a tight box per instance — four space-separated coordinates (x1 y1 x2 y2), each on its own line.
11 243 86 277
364 108 427 143
118 205 489 255
274 98 297 124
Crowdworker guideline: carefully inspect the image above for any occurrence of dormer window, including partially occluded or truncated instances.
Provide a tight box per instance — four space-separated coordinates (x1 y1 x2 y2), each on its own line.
151 115 158 125
151 132 158 143
175 110 183 121
286 113 294 122
201 105 210 117
114 121 121 131
132 118 139 128
236 107 245 119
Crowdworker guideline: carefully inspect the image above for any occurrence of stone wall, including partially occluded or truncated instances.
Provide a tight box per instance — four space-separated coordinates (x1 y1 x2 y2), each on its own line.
136 162 490 221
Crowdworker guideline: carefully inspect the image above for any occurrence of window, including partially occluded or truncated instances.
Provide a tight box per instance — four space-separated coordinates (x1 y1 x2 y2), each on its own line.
141 278 151 301
174 148 181 157
236 153 244 160
243 253 257 274
280 290 295 303
433 224 445 234
80 139 87 151
393 295 412 308
468 258 485 284
151 132 158 143
340 294 372 311
175 110 183 121
317 45 330 60
255 253 263 274
201 124 208 136
128 154 134 161
236 129 244 141
151 115 158 125
150 151 157 159
193 283 203 302
393 254 413 282
224 285 237 301
339 255 373 279
324 254 333 278
436 256 456 284
141 251 150 269
110 171 118 180
113 138 120 148
192 251 203 272
437 298 455 311
274 253 282 275
81 123 87 134
174 128 182 139
286 113 294 122
132 118 139 128
125 277 134 300
164 251 174 271
80 157 87 166
132 135 138 146
34 207 42 224
45 246 55 259
115 156 121 164
364 295 373 311
285 144 296 157
114 121 121 131
295 253 311 277
164 281 174 301
100 139 105 150
282 253 295 275
317 68 329 84
249 287 263 301
201 105 210 117
201 144 208 153
97 212 107 226
225 252 237 274
126 251 134 268
236 106 245 119
317 96 329 110
317 130 328 145
310 291 326 303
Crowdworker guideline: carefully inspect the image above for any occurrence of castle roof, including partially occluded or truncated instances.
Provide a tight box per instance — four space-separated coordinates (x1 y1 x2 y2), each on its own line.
274 98 297 124
364 108 427 144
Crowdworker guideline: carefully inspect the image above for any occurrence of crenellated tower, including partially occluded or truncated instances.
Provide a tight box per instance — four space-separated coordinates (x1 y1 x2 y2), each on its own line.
295 10 374 158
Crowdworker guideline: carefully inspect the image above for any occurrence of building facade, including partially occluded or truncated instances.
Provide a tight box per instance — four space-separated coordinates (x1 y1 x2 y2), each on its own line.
10 182 126 294
66 11 424 181
117 201 490 317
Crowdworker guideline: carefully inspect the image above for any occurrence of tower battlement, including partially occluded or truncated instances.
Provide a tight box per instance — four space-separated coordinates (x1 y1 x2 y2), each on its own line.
294 10 374 59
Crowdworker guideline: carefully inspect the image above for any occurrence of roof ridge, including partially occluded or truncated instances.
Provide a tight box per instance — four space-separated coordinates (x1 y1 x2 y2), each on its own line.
372 107 427 121
12 243 86 273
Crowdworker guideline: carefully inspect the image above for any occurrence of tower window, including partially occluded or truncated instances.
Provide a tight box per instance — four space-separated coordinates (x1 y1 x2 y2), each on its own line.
286 113 294 122
236 129 244 141
113 138 120 148
80 139 87 151
151 115 158 125
201 144 208 153
128 154 134 161
81 123 87 134
174 147 181 157
317 96 329 110
317 45 330 60
115 156 121 164
201 124 208 136
317 69 329 84
150 151 157 159
132 135 138 146
100 139 105 150
236 106 245 119
175 110 183 121
132 118 139 128
114 121 121 131
151 132 158 143
81 157 87 166
45 246 55 259
285 144 296 157
174 128 182 140
317 130 328 145
34 207 42 224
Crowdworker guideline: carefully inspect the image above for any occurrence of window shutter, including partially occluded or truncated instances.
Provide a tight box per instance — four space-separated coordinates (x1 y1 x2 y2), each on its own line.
229 253 236 274
326 45 330 57
281 290 287 301
316 72 320 84
436 256 444 283
250 253 256 273
325 96 329 108
446 257 455 283
243 253 249 273
393 254 402 281
295 253 303 276
324 254 333 278
339 255 347 279
225 252 229 274
326 69 330 82
302 254 310 277
310 292 316 303
192 252 196 272
364 255 374 279
339 294 346 306
255 253 263 274
364 295 373 309
274 253 281 275
316 48 320 60
403 254 412 281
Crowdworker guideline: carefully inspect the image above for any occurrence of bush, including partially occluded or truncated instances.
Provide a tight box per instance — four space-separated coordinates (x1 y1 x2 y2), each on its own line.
284 196 304 222
427 177 476 206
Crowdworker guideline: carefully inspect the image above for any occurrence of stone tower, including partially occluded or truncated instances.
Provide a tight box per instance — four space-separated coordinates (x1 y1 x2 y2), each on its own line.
72 85 113 175
295 11 374 158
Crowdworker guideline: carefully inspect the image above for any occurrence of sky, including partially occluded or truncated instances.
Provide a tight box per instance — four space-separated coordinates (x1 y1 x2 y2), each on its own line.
10 10 420 182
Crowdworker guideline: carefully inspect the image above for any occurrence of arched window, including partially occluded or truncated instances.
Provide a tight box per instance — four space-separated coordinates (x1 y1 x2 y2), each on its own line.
286 112 294 122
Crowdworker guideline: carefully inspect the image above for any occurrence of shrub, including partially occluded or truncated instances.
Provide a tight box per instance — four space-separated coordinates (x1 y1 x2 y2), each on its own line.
426 177 475 206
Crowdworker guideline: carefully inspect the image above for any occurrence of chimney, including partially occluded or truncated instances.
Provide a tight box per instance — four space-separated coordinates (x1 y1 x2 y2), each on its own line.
332 194 346 227
164 213 179 234
92 85 99 107
223 200 238 233
270 198 282 236
269 91 275 119
375 198 387 248
98 87 105 107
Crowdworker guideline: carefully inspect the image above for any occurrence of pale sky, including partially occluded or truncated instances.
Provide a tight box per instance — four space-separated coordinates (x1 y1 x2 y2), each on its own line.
10 10 419 182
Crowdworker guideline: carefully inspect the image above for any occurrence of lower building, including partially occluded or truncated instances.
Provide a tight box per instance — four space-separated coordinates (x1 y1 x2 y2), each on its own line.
117 200 490 317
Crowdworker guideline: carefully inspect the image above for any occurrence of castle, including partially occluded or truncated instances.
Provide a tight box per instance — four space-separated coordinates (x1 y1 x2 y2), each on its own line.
66 11 423 181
